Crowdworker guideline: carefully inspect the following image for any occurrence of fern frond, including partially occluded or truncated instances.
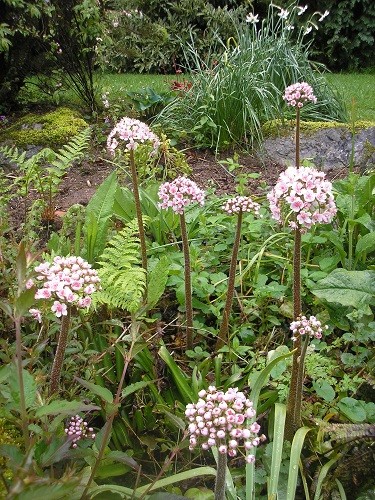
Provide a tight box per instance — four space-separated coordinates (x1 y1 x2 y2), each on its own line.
96 219 146 313
51 126 91 172
0 145 27 168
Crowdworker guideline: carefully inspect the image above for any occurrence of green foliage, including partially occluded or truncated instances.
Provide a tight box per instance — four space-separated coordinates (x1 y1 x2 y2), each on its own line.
0 107 88 147
98 0 247 73
96 220 146 313
0 125 91 222
155 3 347 150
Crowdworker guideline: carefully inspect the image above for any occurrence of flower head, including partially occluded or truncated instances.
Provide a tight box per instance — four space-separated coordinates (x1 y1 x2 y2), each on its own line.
246 13 259 24
267 166 337 230
290 315 328 342
297 5 308 15
158 176 205 214
65 414 96 448
278 8 289 19
31 256 100 319
185 386 264 462
222 196 260 215
283 82 317 108
107 117 160 155
318 10 329 21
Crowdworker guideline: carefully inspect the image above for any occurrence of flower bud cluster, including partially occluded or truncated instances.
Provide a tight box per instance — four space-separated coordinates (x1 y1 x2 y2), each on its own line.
290 315 328 342
185 386 264 463
107 117 160 154
29 256 100 320
267 166 336 230
65 414 96 448
222 196 260 215
158 176 205 214
283 82 317 108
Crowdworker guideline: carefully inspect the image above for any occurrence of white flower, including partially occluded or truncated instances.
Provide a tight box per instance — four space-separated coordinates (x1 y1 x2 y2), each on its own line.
319 10 329 21
246 13 259 24
297 5 308 15
304 26 312 35
278 9 289 20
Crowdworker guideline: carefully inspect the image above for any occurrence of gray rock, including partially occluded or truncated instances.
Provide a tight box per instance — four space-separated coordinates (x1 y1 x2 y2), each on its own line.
260 126 375 172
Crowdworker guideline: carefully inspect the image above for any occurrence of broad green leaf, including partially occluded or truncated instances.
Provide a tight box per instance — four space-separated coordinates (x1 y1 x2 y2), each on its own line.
39 437 72 467
135 467 217 494
337 397 367 423
312 269 375 309
15 288 37 318
356 232 375 256
86 170 118 220
75 377 114 403
8 367 36 409
313 380 336 402
35 400 99 417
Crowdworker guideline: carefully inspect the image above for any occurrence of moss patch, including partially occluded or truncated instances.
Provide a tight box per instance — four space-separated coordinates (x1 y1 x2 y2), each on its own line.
262 119 375 138
0 107 88 147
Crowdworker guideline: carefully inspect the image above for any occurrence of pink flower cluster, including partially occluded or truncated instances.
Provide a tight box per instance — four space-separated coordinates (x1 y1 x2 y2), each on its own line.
267 166 337 229
290 315 328 342
29 256 100 320
222 196 260 215
107 117 160 154
185 386 264 463
65 414 96 448
283 82 317 108
158 176 205 214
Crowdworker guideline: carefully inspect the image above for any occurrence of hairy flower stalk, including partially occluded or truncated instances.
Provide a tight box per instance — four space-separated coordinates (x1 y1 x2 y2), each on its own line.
283 82 317 168
186 386 264 500
216 196 260 350
268 148 336 438
29 255 100 395
107 117 160 273
158 176 205 350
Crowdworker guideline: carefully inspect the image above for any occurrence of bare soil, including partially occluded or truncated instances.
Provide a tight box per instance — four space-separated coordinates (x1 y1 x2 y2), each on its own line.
4 143 352 236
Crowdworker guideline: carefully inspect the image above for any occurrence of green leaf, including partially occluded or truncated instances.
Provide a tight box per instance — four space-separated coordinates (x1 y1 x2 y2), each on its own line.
313 380 336 402
135 467 217 494
312 269 375 309
15 288 37 318
286 427 312 500
75 377 114 403
8 366 36 409
337 397 367 423
268 403 287 499
35 400 99 417
356 232 375 256
145 256 170 311
39 437 72 467
158 345 194 404
122 380 155 399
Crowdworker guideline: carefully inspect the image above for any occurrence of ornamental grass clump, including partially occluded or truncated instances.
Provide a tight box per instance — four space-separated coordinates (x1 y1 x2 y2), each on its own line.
186 386 264 500
29 255 100 395
216 196 260 350
107 117 160 272
158 176 205 350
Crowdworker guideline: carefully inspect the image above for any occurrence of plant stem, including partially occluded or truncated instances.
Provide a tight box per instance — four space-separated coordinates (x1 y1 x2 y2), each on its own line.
295 106 300 168
214 452 227 500
285 228 302 440
80 319 139 499
14 316 30 448
179 212 194 351
129 149 148 273
49 306 71 396
293 334 310 430
216 211 243 350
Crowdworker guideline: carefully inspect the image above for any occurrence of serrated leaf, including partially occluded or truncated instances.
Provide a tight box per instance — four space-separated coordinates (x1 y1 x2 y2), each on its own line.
312 269 375 309
122 380 155 399
35 400 100 417
146 256 170 311
75 377 113 403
